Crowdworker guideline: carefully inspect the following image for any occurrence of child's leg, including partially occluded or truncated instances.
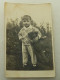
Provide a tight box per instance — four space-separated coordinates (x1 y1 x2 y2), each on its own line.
22 43 28 67
27 45 37 66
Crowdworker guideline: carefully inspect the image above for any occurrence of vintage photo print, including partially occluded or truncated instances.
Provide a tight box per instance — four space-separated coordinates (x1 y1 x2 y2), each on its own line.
5 2 55 77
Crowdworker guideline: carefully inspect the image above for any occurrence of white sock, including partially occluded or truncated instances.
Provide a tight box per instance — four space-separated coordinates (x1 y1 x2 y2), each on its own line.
33 64 36 67
23 64 27 67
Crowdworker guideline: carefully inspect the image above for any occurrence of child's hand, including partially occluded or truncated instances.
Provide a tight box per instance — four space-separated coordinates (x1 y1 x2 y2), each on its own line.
19 36 24 40
30 36 39 43
34 36 39 41
42 36 47 39
30 40 33 43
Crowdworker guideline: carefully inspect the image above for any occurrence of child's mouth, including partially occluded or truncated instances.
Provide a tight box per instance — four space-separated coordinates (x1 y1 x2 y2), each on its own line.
25 24 29 27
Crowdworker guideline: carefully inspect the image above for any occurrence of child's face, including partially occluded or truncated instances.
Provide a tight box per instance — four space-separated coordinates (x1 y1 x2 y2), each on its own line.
22 19 31 28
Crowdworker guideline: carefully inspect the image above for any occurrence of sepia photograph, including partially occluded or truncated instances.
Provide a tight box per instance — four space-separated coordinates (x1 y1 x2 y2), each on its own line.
5 2 55 77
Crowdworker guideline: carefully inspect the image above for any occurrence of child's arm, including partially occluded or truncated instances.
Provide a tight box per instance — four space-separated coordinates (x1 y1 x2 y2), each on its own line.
18 31 23 40
37 29 41 39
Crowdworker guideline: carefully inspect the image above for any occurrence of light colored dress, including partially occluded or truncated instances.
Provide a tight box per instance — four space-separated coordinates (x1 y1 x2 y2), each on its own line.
18 25 41 66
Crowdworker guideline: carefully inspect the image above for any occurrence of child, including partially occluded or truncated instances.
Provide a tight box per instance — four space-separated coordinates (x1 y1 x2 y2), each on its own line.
18 15 41 67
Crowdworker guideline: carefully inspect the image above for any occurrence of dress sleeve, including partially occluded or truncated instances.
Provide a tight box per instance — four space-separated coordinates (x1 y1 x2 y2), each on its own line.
18 29 22 40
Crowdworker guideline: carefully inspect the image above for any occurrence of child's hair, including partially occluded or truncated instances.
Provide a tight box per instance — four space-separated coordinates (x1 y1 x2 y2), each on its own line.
19 15 37 29
21 15 31 21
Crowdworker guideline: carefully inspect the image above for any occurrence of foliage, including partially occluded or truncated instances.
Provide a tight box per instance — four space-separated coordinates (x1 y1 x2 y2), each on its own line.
6 19 53 70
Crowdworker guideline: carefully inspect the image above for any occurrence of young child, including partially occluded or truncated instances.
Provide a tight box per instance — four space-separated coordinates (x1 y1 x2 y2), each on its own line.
18 15 41 67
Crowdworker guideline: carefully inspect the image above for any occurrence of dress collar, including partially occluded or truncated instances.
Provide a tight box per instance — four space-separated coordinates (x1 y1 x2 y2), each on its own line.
23 25 32 29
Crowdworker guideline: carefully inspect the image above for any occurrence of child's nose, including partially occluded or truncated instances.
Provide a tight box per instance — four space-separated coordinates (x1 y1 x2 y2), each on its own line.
25 21 28 23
